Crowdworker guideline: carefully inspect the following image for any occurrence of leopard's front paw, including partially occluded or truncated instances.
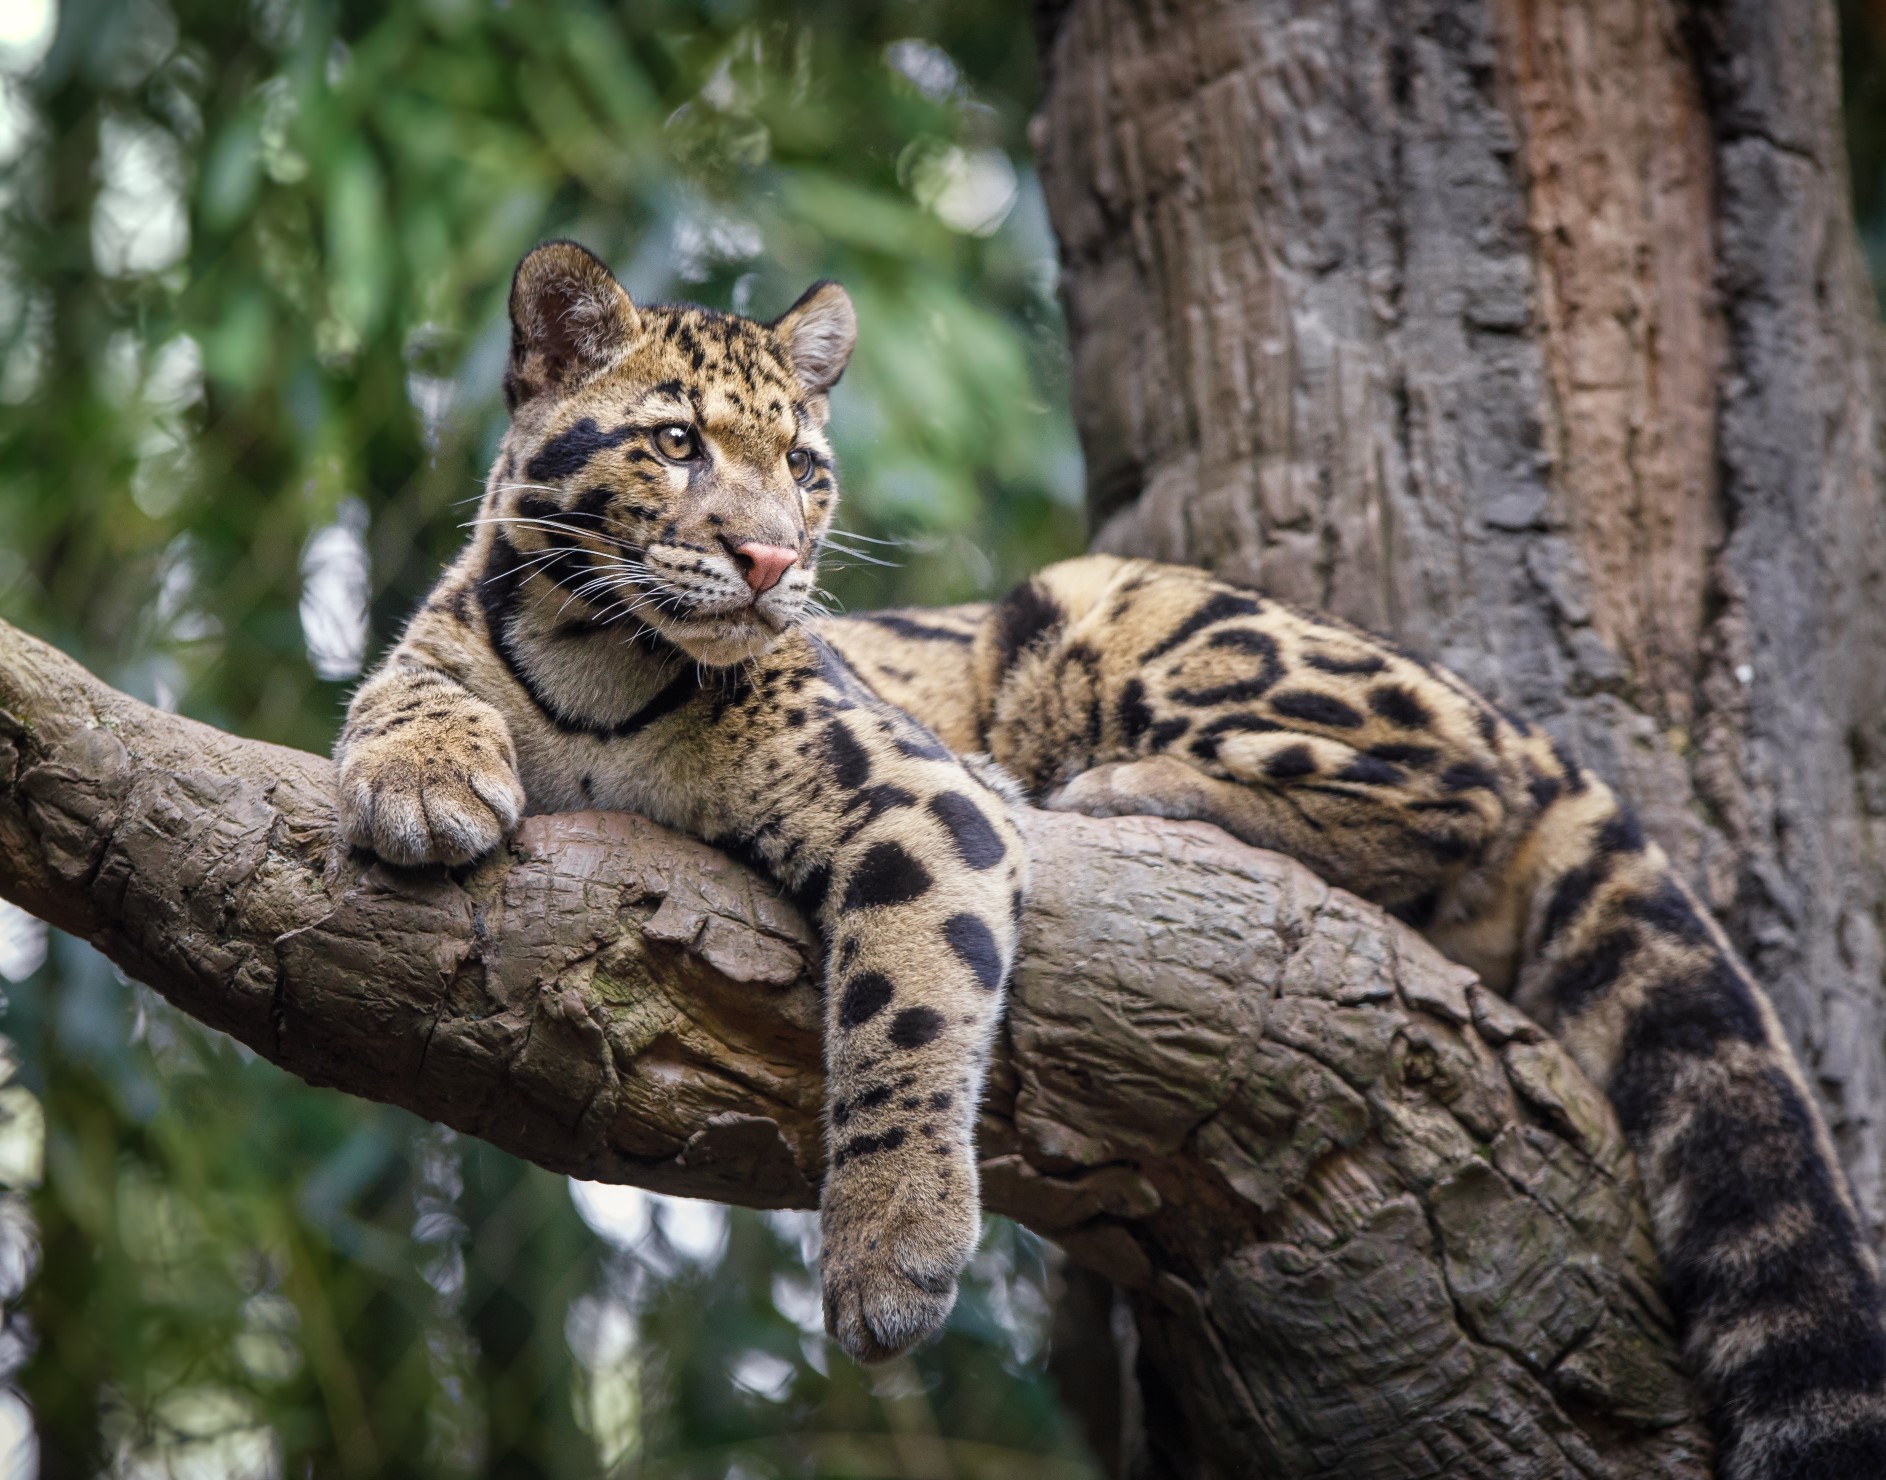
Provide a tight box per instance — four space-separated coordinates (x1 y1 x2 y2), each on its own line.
336 713 525 867
820 1167 980 1364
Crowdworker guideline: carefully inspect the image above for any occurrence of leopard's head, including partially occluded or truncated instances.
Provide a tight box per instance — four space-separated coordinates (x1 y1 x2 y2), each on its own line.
490 240 855 666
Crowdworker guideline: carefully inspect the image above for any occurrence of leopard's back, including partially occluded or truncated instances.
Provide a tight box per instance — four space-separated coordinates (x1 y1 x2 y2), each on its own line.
827 553 1886 1480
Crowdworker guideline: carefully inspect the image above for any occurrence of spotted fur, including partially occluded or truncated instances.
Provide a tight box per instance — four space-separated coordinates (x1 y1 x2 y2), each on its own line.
337 243 1023 1363
342 244 1884 1471
824 556 1886 1479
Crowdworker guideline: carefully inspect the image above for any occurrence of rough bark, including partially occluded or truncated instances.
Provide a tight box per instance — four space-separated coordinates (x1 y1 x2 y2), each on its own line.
0 610 1712 1474
1035 0 1886 1251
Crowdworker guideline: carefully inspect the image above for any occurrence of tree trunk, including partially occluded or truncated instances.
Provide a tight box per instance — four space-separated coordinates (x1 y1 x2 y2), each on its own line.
0 609 1711 1476
1036 0 1886 1464
1039 0 1886 1222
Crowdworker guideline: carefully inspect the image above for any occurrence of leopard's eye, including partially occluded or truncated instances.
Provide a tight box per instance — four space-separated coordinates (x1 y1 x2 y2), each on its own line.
786 447 815 484
654 424 699 462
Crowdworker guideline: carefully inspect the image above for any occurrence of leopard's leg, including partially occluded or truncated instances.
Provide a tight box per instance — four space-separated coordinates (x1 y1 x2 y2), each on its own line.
334 580 526 867
708 638 1025 1364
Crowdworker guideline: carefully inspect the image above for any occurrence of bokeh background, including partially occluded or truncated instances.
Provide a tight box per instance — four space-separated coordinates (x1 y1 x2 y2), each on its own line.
0 2 1087 1475
2 0 1885 1475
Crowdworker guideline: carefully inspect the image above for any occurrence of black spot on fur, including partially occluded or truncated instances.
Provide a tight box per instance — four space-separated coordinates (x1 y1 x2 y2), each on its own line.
1270 690 1365 729
1199 713 1283 740
834 1125 907 1168
1738 1423 1886 1479
856 611 974 645
1440 760 1497 793
1118 679 1153 744
1596 810 1645 855
1305 651 1386 676
823 722 872 789
838 971 895 1029
790 862 832 919
1610 957 1767 1138
836 1083 895 1126
1370 742 1440 767
1170 632 1284 708
1623 881 1710 946
992 579 1066 678
1265 744 1318 780
1539 859 1609 950
944 913 1004 991
1369 684 1432 729
1550 927 1640 1018
895 729 953 762
889 1005 944 1049
1206 627 1279 656
1715 1307 1886 1419
929 792 1006 870
1638 1072 1886 1480
1061 641 1107 751
525 417 637 483
1140 591 1260 663
1336 755 1403 785
1148 717 1190 748
1527 769 1562 810
1391 889 1441 929
839 784 919 841
841 841 933 911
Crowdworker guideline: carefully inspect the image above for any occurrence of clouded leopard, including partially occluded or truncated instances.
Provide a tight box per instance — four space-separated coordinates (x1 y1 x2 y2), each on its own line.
337 242 1885 1478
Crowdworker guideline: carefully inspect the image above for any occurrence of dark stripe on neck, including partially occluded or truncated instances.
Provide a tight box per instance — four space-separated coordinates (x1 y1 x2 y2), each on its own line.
478 534 698 738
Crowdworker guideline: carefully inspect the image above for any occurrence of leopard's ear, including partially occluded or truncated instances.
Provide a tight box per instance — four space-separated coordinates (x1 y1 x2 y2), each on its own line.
504 241 638 409
771 280 856 396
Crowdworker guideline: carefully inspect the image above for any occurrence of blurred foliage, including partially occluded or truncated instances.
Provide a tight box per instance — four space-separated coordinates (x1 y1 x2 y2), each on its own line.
19 0 1886 1473
0 0 1082 757
0 0 1092 1474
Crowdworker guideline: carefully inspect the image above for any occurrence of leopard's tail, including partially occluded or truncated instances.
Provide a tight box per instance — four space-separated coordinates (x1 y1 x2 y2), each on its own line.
1518 782 1886 1478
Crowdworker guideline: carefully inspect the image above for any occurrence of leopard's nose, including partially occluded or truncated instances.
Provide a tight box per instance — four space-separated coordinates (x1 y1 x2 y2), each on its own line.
734 542 799 594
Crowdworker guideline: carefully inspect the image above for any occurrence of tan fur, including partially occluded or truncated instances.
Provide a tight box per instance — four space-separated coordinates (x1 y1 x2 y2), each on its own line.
822 555 1886 1477
341 246 1886 1474
339 244 1021 1364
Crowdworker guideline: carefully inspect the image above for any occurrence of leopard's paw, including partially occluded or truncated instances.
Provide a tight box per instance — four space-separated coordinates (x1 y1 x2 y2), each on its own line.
336 711 525 867
820 1171 979 1364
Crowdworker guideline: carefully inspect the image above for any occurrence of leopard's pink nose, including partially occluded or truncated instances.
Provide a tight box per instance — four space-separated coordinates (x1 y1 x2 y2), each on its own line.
736 542 798 594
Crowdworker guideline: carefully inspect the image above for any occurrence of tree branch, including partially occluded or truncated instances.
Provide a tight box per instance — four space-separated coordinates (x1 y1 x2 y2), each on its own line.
0 617 1713 1476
